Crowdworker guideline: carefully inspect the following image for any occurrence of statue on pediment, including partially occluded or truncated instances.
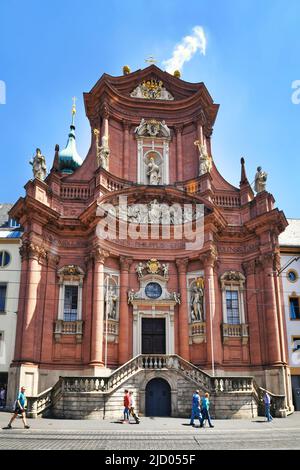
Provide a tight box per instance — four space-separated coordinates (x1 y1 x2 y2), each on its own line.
254 166 267 193
30 148 47 181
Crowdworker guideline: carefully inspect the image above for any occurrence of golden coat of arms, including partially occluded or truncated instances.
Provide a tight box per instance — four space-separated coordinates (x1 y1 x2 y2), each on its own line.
147 259 161 274
196 277 205 289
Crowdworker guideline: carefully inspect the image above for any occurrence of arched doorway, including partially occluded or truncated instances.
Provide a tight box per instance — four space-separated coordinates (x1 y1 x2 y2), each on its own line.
145 378 171 417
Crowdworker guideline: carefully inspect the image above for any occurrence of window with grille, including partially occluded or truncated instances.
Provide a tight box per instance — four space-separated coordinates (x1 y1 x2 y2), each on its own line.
290 297 300 320
226 290 240 324
63 285 78 321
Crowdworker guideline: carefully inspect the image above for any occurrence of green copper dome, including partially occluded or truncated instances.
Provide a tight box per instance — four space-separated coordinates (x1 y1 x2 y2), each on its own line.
59 103 83 174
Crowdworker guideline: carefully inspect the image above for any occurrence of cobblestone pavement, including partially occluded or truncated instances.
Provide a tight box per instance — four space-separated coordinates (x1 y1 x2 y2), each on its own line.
0 412 299 450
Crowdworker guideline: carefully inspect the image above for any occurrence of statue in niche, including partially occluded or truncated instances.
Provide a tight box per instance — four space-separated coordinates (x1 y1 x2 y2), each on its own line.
194 140 212 176
148 199 161 224
29 148 47 181
190 285 204 322
106 286 118 319
147 157 161 185
254 166 267 193
173 292 181 304
128 289 136 304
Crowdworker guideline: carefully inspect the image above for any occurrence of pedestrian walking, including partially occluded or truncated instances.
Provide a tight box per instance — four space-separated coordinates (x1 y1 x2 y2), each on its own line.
3 386 30 429
200 392 214 428
0 386 6 408
129 391 140 424
189 389 202 426
263 391 273 422
123 389 130 423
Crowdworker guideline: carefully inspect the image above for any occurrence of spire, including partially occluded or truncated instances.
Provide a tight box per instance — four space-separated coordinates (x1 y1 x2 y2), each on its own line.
240 157 249 186
239 157 254 204
58 98 83 174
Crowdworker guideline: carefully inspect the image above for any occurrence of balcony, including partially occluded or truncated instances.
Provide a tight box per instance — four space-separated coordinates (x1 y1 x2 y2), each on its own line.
54 320 83 343
222 323 249 344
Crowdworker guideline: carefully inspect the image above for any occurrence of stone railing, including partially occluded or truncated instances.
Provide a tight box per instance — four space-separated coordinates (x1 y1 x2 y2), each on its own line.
253 383 287 418
26 378 63 418
98 172 132 192
222 323 249 344
54 320 83 343
61 185 92 199
213 193 241 208
212 376 253 393
190 322 206 344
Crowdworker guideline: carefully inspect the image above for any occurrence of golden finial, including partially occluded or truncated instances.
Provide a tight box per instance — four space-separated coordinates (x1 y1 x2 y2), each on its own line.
72 96 77 115
173 70 181 78
123 65 131 75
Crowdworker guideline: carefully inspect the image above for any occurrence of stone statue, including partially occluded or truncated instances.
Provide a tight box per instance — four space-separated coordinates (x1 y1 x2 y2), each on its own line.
148 199 161 224
147 157 161 185
98 135 110 170
190 286 204 322
173 292 181 304
106 286 117 320
162 263 169 278
128 289 136 304
136 262 145 278
254 166 267 193
30 148 47 181
194 140 212 176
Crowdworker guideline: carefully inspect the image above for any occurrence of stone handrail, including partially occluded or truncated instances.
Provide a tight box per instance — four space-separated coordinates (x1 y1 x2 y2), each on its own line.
26 378 63 418
61 185 91 199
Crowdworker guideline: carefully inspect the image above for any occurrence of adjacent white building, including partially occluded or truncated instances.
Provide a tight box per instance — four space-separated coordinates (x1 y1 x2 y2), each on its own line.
0 204 22 407
279 218 300 411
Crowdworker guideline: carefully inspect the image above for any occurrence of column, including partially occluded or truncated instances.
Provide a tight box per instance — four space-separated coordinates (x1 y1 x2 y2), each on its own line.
118 256 133 364
176 258 190 361
242 259 262 365
123 120 130 180
175 126 183 181
13 245 29 361
262 253 282 365
90 248 109 366
20 243 45 362
201 248 218 370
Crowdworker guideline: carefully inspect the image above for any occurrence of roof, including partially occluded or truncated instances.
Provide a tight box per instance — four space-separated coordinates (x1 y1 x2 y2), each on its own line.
279 219 300 247
0 203 13 227
0 230 22 239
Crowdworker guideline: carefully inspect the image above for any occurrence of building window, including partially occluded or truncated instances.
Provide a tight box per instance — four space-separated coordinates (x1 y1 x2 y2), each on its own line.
292 337 300 351
63 285 78 322
0 284 7 312
226 290 240 324
290 297 300 320
287 270 298 283
9 218 20 228
0 251 10 268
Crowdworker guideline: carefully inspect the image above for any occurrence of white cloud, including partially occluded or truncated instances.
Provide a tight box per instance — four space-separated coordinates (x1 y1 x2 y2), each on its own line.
162 26 207 74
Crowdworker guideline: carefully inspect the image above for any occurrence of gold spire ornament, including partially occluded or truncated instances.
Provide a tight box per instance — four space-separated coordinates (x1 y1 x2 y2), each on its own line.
123 65 131 75
72 96 77 115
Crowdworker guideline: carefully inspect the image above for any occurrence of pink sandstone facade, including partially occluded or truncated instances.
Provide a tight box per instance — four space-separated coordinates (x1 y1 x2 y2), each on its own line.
8 66 293 416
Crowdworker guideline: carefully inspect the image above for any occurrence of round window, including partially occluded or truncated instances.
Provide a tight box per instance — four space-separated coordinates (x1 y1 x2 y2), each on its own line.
287 270 298 283
0 251 10 268
145 282 162 299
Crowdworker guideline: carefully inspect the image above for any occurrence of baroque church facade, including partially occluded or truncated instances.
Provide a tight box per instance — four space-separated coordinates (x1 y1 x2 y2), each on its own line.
8 65 293 418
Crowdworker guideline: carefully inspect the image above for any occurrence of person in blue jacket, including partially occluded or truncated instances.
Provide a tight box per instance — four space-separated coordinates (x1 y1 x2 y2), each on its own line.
3 386 30 429
189 390 202 426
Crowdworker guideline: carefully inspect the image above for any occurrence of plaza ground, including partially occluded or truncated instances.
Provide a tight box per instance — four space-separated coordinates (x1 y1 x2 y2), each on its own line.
0 411 299 450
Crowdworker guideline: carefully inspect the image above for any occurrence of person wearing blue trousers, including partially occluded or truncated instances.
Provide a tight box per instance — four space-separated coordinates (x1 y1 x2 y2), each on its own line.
200 392 214 428
190 390 202 426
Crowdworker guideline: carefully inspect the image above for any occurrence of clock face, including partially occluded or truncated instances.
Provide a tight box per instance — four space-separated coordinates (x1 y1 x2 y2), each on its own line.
145 282 162 299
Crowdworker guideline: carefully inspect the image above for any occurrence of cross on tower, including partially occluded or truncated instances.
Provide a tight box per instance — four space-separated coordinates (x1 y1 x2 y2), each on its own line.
145 56 158 65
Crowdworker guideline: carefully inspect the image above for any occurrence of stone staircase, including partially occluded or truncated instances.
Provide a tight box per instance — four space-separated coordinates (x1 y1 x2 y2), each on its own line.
26 354 288 420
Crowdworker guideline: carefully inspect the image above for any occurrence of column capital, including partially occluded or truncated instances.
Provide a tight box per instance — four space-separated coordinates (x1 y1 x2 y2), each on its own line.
101 103 110 119
260 252 275 270
92 247 110 264
20 240 48 262
242 259 256 276
120 256 133 271
199 247 218 268
47 253 60 269
175 258 189 273
175 124 183 135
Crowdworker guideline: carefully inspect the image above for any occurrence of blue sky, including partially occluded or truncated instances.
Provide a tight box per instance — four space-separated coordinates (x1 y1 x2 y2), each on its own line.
0 0 299 217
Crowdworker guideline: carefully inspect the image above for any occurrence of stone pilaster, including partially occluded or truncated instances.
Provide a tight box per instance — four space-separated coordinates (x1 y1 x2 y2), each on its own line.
176 258 190 361
90 247 109 366
118 256 133 364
